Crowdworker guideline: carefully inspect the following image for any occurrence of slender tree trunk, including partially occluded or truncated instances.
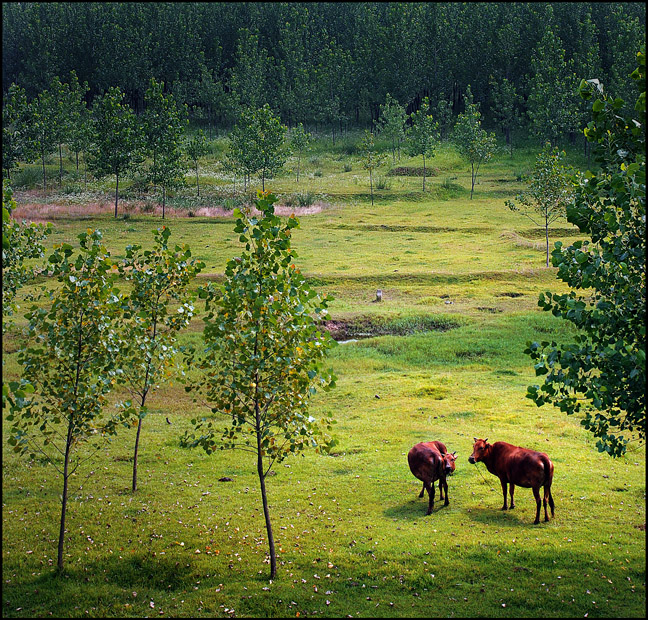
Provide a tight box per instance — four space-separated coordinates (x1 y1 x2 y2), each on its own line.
75 151 79 173
58 319 84 570
59 143 63 186
257 449 276 580
41 146 47 193
470 162 475 200
133 314 156 492
114 171 119 218
195 162 200 197
57 426 73 570
253 328 276 580
545 220 550 268
162 186 166 220
296 152 301 182
422 154 427 192
370 168 374 206
132 416 143 492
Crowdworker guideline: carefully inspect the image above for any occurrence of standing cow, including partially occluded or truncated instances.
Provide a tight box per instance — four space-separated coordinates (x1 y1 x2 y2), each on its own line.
468 438 555 524
408 441 457 515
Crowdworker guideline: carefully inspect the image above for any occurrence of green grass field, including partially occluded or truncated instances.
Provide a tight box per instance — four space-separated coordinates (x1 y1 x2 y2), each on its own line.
2 133 645 618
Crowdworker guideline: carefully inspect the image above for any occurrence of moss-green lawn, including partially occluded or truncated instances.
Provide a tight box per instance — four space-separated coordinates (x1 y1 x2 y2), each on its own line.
2 135 645 618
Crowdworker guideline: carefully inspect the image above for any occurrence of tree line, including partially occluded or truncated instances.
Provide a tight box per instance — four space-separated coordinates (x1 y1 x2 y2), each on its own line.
2 70 505 210
2 2 645 141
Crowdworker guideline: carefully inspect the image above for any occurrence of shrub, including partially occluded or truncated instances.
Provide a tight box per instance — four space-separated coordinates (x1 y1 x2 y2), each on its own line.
12 166 42 189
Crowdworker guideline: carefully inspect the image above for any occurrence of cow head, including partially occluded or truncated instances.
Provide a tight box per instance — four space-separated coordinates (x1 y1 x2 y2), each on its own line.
443 451 457 475
468 438 489 464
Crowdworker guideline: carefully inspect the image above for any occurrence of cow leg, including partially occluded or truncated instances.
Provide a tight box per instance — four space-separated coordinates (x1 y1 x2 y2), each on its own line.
548 488 555 518
438 479 444 501
419 482 425 498
532 486 541 524
500 478 508 510
509 483 515 509
443 477 449 506
543 486 551 521
424 480 435 515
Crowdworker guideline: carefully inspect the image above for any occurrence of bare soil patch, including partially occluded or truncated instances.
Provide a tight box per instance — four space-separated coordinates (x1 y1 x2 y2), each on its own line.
387 166 440 177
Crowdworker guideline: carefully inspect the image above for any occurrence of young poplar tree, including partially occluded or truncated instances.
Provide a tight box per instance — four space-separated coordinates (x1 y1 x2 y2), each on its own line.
453 86 497 200
87 86 141 218
141 78 189 219
2 181 52 412
434 97 453 141
226 108 256 191
360 130 387 206
182 192 337 580
378 93 407 163
489 75 521 156
185 130 210 197
27 84 59 193
227 105 288 192
47 76 71 187
65 71 91 180
7 230 126 571
526 48 646 457
406 97 438 192
2 182 52 326
505 143 574 267
2 84 31 180
118 226 204 492
290 122 311 182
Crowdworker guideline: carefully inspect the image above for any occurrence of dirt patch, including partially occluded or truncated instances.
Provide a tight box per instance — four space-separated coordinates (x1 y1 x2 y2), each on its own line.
387 166 440 177
324 314 460 341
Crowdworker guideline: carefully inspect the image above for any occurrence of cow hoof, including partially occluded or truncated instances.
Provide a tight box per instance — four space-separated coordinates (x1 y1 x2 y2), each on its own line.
444 500 449 506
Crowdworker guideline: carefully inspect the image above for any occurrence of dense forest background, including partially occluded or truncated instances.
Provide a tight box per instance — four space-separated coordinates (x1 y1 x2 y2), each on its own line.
3 2 645 138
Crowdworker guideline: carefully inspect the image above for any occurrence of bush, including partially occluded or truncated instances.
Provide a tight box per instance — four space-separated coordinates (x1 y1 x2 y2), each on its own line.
283 191 318 208
375 175 391 190
11 166 42 189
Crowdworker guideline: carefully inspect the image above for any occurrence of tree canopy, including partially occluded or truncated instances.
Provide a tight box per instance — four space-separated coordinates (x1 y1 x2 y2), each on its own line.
526 48 646 457
2 3 644 137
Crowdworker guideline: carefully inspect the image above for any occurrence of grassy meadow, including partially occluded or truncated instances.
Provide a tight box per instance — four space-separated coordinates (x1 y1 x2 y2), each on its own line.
2 131 645 618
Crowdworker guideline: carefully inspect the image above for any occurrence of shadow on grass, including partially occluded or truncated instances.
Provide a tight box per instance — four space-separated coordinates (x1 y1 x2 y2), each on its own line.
383 496 454 520
467 500 557 528
0 553 202 618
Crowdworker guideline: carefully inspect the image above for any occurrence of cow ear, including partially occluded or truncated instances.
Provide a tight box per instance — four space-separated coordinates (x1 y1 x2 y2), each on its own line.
473 437 478 442
484 438 488 443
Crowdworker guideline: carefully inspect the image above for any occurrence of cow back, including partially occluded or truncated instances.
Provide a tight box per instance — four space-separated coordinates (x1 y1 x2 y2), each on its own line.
488 442 552 488
408 442 444 483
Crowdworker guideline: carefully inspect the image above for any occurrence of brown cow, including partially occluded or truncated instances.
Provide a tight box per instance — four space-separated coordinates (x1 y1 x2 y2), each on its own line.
468 438 555 524
408 441 457 515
